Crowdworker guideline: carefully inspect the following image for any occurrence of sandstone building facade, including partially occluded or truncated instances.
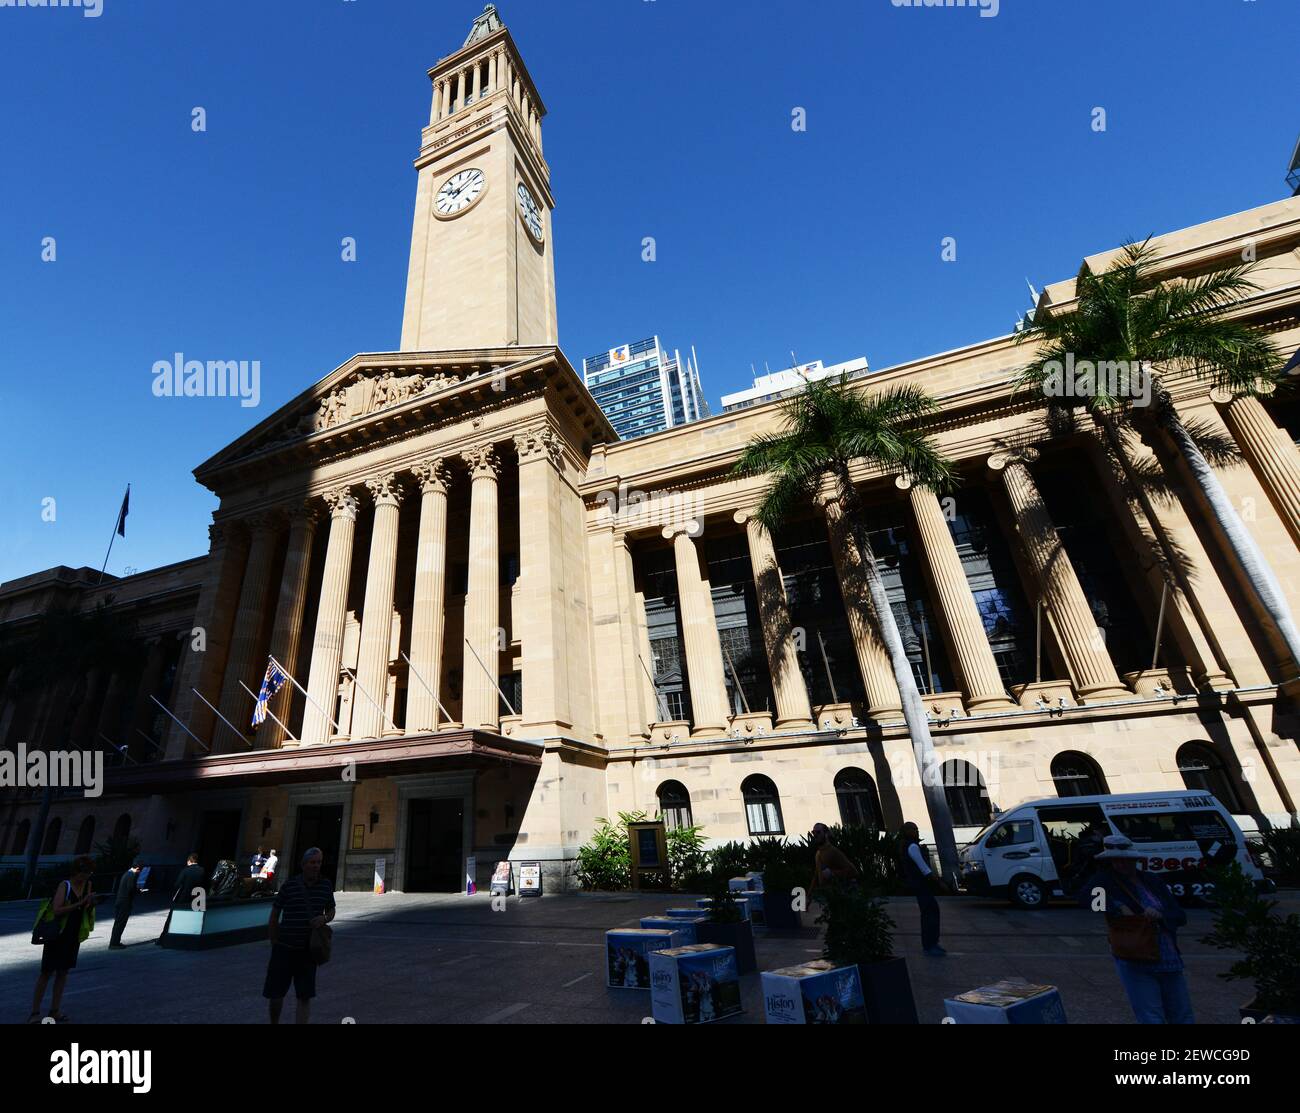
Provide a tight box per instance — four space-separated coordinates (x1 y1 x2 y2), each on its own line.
4 8 1300 892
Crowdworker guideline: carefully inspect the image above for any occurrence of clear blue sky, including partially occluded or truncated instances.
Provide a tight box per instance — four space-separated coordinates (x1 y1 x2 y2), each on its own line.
2 0 1297 584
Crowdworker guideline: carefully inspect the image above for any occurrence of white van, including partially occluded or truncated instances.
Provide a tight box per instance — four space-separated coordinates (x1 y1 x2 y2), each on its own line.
957 790 1264 909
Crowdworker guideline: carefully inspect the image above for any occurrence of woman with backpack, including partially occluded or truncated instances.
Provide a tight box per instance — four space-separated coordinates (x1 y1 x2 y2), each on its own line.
28 854 96 1024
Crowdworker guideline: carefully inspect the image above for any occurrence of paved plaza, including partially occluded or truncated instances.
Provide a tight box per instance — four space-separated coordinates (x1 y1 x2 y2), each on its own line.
3 889 1292 1025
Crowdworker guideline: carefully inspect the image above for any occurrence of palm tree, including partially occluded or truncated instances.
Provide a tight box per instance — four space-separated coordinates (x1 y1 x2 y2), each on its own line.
732 375 962 883
1016 241 1300 673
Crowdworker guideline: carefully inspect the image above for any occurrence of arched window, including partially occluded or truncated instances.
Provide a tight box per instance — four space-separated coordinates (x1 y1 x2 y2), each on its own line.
941 761 992 827
1051 752 1108 798
74 816 96 855
742 775 784 836
112 813 132 843
11 819 31 855
1178 742 1243 813
41 818 62 855
835 768 882 830
656 781 693 831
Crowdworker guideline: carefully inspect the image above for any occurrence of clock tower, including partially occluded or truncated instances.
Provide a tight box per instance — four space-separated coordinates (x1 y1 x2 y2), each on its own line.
400 5 558 351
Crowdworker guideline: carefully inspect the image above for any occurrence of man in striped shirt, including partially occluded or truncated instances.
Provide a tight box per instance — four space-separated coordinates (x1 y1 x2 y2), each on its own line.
263 847 335 1024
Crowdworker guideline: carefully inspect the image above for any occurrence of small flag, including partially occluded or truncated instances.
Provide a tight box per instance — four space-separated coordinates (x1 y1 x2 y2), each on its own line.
251 658 288 729
115 485 130 537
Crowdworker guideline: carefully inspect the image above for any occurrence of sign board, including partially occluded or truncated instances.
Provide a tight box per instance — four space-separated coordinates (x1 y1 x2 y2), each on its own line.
490 861 513 896
627 820 669 889
351 824 364 850
518 862 542 897
465 856 477 895
608 343 631 366
373 857 386 895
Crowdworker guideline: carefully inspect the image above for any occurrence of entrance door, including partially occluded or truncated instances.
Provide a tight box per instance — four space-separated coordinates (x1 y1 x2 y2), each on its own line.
291 805 343 886
196 809 241 875
405 798 464 892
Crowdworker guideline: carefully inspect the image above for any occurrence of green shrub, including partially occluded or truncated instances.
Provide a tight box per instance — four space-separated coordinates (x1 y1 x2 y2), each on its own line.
667 823 710 891
575 814 636 891
1202 861 1300 1015
816 879 896 966
709 841 750 880
1255 826 1300 887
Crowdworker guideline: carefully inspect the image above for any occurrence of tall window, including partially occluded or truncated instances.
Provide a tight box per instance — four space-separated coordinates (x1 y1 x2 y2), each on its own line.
1051 751 1108 797
112 813 132 843
742 775 784 836
41 818 62 855
706 535 773 717
640 547 691 723
835 768 882 830
1177 742 1243 812
657 781 693 830
74 816 96 855
942 760 992 827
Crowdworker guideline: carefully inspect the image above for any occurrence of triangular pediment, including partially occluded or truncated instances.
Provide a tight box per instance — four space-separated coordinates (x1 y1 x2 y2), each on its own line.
193 346 609 489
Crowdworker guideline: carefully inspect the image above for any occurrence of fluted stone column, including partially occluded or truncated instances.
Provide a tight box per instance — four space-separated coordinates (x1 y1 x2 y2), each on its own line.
264 506 319 747
352 474 404 740
69 668 104 747
301 487 359 746
1215 388 1300 548
819 493 902 717
734 509 814 728
989 452 1128 701
471 61 481 101
95 671 125 746
407 460 451 733
164 521 249 759
664 522 731 736
216 514 280 746
461 445 503 731
128 641 166 749
897 477 1015 711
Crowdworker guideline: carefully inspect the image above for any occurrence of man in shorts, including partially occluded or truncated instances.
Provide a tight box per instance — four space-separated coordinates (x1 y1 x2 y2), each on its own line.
263 847 335 1024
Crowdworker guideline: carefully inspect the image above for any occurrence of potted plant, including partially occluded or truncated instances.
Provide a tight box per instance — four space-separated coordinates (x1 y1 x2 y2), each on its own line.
815 880 917 1024
758 842 813 932
695 870 757 974
1202 862 1300 1022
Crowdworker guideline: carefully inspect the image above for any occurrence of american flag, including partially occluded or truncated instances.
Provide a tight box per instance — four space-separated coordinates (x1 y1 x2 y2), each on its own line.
251 658 288 729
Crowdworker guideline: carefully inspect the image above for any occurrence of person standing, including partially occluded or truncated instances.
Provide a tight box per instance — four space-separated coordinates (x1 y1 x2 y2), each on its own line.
263 847 335 1024
809 823 861 891
899 822 948 957
172 853 205 909
28 856 96 1023
109 859 143 950
1092 835 1194 1024
250 845 267 878
261 848 279 888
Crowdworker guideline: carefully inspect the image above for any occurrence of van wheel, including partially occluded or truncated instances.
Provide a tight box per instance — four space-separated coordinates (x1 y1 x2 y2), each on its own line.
1009 875 1048 909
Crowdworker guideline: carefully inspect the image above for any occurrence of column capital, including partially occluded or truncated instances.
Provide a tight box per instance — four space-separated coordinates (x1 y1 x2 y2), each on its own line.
513 423 561 466
987 446 1039 472
462 443 502 479
411 459 452 495
244 510 282 534
661 520 703 541
321 485 360 521
365 471 405 508
287 503 321 531
732 507 760 528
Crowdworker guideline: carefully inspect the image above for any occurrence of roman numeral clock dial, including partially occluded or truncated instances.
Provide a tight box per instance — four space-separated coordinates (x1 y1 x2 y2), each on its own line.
517 182 544 243
435 168 486 217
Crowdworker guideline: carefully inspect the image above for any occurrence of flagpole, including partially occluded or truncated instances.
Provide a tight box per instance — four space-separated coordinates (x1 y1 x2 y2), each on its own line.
99 483 130 584
342 668 399 735
191 688 254 750
150 694 209 754
240 679 298 743
464 637 517 717
400 650 454 729
97 731 137 766
269 654 339 733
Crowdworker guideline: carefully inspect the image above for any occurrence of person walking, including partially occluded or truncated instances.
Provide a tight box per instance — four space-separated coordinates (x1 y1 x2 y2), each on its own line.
109 859 143 949
899 822 948 957
809 823 861 891
263 847 335 1024
28 855 96 1023
1092 835 1194 1024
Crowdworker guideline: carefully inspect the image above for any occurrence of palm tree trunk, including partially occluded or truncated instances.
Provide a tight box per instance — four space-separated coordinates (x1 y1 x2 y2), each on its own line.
837 470 961 885
1154 390 1300 673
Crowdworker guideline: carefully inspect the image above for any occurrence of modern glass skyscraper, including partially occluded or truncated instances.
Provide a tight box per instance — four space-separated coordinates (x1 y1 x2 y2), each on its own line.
582 336 707 440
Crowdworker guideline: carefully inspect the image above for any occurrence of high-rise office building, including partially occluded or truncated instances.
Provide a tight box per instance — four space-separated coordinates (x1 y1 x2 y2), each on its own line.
719 356 870 413
582 337 707 439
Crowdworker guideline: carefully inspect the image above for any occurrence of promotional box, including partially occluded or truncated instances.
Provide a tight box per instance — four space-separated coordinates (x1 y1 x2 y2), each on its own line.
745 871 764 889
649 944 743 1024
605 928 684 990
640 915 703 945
761 961 867 1025
665 906 710 920
944 980 1068 1024
728 877 750 892
695 896 751 920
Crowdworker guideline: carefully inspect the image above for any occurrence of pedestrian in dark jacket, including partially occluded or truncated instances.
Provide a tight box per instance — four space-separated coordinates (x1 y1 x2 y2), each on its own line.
171 854 205 910
899 822 949 957
1091 834 1193 1024
109 859 143 949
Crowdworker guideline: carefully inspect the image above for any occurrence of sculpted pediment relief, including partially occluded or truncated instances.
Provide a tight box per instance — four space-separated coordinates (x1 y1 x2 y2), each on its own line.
306 368 459 433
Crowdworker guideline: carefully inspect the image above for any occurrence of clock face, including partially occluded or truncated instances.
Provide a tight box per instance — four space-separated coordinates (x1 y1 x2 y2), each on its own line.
435 168 486 216
516 182 544 243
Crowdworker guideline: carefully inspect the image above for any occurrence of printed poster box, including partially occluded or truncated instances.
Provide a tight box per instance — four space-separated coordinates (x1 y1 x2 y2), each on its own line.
640 915 703 945
728 877 750 892
745 871 764 890
665 907 710 920
649 944 743 1025
606 928 684 990
695 896 752 920
944 980 1067 1024
761 961 866 1025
